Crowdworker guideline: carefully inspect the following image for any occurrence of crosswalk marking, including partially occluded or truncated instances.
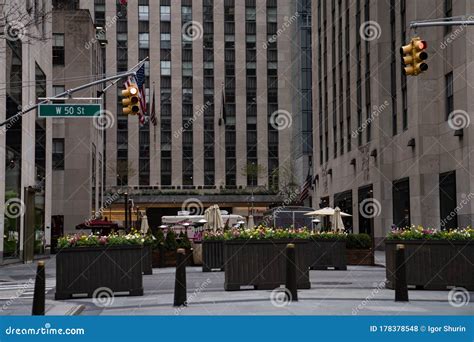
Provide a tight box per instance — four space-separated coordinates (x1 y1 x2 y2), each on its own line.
0 280 55 300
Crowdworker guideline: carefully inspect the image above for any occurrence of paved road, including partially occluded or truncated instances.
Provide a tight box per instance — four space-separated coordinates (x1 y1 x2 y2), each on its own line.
0 252 471 316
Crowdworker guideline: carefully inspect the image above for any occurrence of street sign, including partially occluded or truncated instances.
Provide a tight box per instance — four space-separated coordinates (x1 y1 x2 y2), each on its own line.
38 104 102 118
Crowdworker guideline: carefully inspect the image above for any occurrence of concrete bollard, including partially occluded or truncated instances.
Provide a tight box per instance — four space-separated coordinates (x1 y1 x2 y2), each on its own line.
173 248 187 307
285 243 298 302
394 244 409 302
32 261 45 315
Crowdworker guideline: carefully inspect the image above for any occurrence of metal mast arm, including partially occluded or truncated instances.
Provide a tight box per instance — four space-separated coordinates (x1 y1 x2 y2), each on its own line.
0 57 149 127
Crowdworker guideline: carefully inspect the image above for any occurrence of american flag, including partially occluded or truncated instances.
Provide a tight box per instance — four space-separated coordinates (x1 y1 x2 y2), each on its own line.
135 64 147 117
150 85 157 126
298 173 313 204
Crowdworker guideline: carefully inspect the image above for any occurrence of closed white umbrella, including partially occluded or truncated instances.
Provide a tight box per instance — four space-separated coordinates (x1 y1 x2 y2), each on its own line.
203 207 212 231
247 215 255 229
332 207 345 231
140 215 150 234
213 205 224 232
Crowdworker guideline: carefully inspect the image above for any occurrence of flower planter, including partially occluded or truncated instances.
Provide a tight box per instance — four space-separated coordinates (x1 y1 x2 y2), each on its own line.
346 249 374 266
152 248 193 268
385 240 474 290
142 245 153 275
307 239 347 270
202 240 224 272
55 245 144 300
224 239 311 291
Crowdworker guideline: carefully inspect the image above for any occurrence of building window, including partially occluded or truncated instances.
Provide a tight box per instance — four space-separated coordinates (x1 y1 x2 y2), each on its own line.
52 138 65 170
160 5 171 21
52 33 65 65
161 61 171 76
358 185 374 235
445 71 453 120
445 0 452 34
439 171 457 229
138 5 149 21
139 33 149 48
392 178 410 228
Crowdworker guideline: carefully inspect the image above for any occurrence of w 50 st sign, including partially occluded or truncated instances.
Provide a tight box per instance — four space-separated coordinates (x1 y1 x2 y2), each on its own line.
38 104 102 118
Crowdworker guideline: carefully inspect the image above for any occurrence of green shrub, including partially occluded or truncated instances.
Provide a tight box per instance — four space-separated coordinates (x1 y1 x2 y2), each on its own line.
346 233 372 249
164 230 178 251
153 229 165 250
177 231 191 249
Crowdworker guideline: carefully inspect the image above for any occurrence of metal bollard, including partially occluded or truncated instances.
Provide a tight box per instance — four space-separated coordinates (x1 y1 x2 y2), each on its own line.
32 261 45 315
173 248 187 307
394 244 409 302
285 243 298 302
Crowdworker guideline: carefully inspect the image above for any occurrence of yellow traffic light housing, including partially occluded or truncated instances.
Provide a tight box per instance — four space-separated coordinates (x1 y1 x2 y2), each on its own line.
122 86 140 115
401 37 428 76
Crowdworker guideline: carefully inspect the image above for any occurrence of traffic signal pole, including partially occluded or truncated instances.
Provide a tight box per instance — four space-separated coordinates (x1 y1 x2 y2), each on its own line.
0 57 149 128
410 16 474 28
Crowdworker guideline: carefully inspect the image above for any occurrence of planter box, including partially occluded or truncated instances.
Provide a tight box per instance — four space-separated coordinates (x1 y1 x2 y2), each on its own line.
385 240 474 290
224 239 310 291
346 249 374 266
152 248 193 268
55 245 143 300
307 239 347 270
142 245 153 275
202 240 224 272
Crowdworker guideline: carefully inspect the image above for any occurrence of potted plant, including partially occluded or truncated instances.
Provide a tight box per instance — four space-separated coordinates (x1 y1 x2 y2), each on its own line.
307 231 347 270
163 230 179 267
223 226 311 291
385 226 474 290
55 232 144 300
177 231 193 266
202 230 225 272
346 233 374 266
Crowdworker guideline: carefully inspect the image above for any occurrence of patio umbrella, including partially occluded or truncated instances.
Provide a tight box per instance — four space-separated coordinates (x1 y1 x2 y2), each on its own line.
212 205 224 232
247 215 255 229
140 215 150 235
332 207 345 231
304 207 351 217
203 206 212 231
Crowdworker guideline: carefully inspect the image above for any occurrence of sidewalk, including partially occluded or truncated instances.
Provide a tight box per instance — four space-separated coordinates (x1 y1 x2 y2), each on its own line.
0 255 471 316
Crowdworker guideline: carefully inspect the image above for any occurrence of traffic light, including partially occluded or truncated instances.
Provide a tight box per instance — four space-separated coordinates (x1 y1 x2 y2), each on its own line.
122 85 140 115
400 37 428 76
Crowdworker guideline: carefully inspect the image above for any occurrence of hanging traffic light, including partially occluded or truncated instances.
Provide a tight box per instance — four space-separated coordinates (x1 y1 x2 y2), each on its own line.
400 37 428 76
122 85 140 115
